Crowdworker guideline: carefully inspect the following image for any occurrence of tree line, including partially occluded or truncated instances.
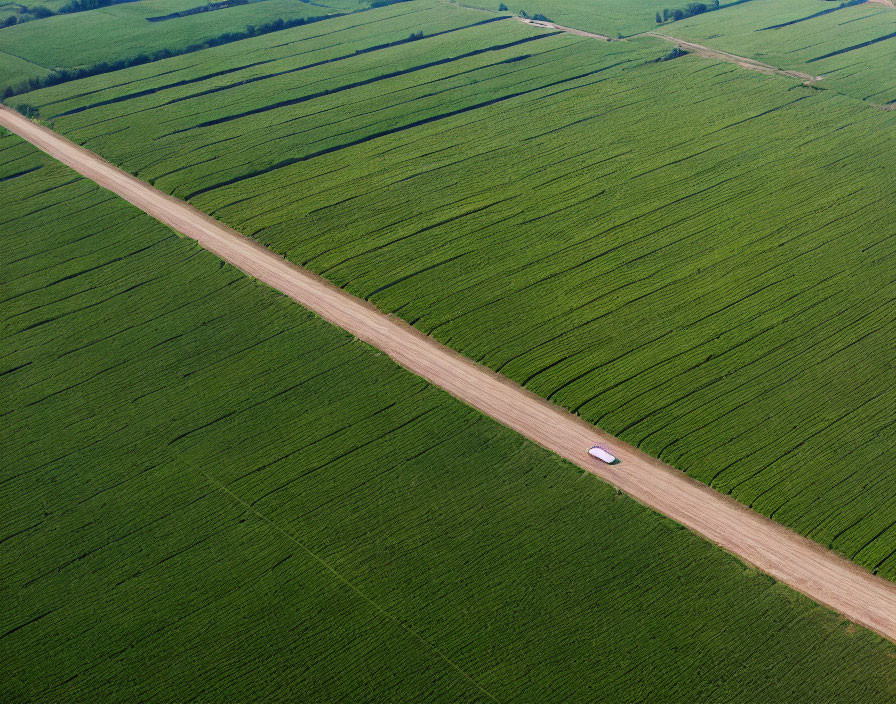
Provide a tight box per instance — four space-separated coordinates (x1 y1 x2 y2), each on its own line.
656 0 718 24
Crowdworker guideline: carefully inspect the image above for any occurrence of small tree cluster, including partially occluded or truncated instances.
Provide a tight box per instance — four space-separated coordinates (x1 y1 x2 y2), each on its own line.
16 104 40 118
58 0 134 13
650 47 688 62
1 0 146 25
369 0 413 7
658 0 717 22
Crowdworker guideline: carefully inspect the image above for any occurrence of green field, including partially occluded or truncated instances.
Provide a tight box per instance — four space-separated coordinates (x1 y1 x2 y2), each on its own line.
0 0 73 25
5 0 508 107
4 131 896 702
0 48 48 90
662 0 896 103
0 0 368 93
11 3 895 580
9 3 555 123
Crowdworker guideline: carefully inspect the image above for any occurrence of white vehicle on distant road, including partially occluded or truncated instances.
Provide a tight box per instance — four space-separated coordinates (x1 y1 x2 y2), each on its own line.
588 446 619 464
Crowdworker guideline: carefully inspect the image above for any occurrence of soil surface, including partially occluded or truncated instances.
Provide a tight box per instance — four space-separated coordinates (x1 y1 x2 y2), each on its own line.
516 17 613 40
3 104 895 644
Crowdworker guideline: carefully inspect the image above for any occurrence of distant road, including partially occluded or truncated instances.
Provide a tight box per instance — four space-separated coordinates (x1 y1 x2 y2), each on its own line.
646 32 821 82
2 104 895 643
516 17 822 82
516 17 613 41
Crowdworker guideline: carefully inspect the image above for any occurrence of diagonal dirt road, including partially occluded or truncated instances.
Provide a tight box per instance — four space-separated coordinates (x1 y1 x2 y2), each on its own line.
516 16 822 82
2 103 895 643
516 17 613 40
646 32 821 82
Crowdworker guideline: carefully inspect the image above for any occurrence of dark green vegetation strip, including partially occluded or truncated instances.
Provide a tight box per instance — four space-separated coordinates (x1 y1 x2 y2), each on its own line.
164 28 551 136
7 1 476 108
146 0 256 22
758 0 865 31
3 134 896 703
1 0 141 25
16 7 896 580
806 30 896 62
50 14 508 118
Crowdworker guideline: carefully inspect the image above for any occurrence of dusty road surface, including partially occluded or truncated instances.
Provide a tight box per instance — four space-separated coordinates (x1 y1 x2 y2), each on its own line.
647 32 821 81
3 104 896 643
516 17 613 40
517 19 820 81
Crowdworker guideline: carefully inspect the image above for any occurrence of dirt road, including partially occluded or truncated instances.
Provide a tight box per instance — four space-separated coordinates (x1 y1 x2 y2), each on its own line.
516 17 613 41
646 32 821 81
516 19 820 81
3 103 895 643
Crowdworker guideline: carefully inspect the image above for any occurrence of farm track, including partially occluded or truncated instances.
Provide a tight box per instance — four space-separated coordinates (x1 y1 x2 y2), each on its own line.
645 33 821 82
3 104 896 644
515 17 613 41
516 17 821 82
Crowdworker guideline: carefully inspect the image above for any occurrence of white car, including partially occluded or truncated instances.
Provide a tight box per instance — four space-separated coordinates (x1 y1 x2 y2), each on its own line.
588 446 619 464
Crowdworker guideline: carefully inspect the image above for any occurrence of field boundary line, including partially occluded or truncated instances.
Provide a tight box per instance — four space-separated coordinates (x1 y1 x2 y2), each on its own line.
2 104 895 644
0 47 51 69
191 463 501 702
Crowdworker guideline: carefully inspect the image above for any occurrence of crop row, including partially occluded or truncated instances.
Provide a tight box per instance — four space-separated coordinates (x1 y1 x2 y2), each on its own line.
4 133 896 700
0 0 370 94
14 9 895 577
20 13 606 199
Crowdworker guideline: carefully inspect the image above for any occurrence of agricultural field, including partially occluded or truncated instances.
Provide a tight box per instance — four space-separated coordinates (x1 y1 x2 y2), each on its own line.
3 0 510 108
0 0 369 94
10 2 896 580
0 48 47 91
5 134 896 701
663 0 896 104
